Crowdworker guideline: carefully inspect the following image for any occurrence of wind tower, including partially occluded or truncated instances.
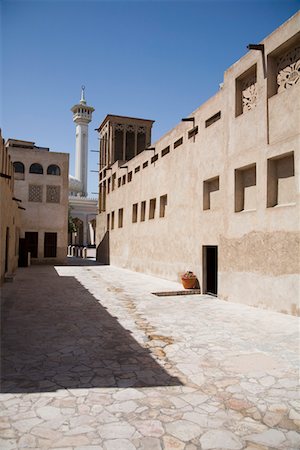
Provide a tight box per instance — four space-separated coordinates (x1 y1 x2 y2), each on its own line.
71 86 95 197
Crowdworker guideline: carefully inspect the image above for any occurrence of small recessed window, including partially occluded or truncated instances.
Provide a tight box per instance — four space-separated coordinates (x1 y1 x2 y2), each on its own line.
122 175 126 185
141 201 146 222
161 146 170 157
111 211 115 230
107 213 110 230
235 164 256 212
47 165 61 175
205 111 221 128
118 208 123 228
203 177 220 210
143 161 148 169
29 163 43 174
132 203 138 223
128 171 132 182
174 137 183 149
267 152 295 207
151 154 159 164
135 166 140 173
188 126 198 139
149 198 156 219
118 177 121 187
159 194 168 217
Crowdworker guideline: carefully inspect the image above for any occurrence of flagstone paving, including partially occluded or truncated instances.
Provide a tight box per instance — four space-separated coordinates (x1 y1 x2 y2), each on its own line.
0 260 299 449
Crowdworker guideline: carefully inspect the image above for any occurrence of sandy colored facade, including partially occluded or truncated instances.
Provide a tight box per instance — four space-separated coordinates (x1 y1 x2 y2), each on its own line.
7 140 69 264
0 131 20 284
96 13 300 315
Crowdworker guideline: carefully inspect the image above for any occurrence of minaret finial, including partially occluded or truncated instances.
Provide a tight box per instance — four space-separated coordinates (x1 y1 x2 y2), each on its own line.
80 85 86 104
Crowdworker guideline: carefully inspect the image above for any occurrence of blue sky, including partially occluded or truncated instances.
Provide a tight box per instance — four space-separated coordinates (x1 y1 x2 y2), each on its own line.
1 0 299 196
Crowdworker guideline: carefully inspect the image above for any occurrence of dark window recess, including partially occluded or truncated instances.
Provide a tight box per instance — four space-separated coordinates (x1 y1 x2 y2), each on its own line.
143 161 148 169
151 154 159 164
205 111 221 128
118 177 121 187
128 171 132 182
47 165 61 175
13 162 24 173
25 232 38 258
188 126 198 139
174 137 183 149
161 146 170 157
137 133 146 154
122 175 126 185
135 166 140 173
29 163 43 174
44 232 57 258
115 129 123 161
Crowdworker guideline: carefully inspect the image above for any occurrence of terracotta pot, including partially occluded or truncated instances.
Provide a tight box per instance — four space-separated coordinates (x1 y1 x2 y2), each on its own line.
181 277 196 289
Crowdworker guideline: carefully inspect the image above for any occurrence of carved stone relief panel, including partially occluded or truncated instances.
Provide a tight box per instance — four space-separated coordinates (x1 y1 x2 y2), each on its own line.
241 73 257 113
277 45 300 93
28 184 43 202
46 185 60 203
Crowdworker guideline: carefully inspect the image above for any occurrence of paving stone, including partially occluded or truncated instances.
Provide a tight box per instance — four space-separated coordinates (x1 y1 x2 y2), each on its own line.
98 422 135 439
140 437 163 450
18 434 37 448
103 439 136 450
245 429 286 446
165 420 202 442
107 400 138 414
134 420 164 437
12 418 43 433
163 435 185 449
54 435 90 447
0 439 17 450
200 430 243 449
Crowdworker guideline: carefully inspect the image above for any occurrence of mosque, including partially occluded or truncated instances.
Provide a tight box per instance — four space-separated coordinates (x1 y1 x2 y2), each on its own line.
68 87 97 247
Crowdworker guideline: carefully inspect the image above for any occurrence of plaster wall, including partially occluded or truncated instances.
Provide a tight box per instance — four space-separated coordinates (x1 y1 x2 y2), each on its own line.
7 145 69 263
0 135 20 283
96 13 300 315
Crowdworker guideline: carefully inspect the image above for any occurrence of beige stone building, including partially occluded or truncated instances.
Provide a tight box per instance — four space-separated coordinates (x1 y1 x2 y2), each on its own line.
7 139 69 264
0 131 20 284
96 13 300 315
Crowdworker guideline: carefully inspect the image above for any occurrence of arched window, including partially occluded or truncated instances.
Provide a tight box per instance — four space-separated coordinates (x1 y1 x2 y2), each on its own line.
47 164 61 176
29 163 43 174
13 162 25 173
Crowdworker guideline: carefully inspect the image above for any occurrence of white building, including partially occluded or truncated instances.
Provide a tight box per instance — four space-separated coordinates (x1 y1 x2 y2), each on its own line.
69 87 97 246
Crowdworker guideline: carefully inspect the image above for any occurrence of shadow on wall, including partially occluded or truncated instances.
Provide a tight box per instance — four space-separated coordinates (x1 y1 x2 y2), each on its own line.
0 266 181 393
96 231 110 265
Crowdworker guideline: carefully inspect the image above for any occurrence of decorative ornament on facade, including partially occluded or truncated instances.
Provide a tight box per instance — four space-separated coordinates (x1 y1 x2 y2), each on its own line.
126 125 135 133
242 74 257 112
137 126 146 134
28 184 43 202
115 123 124 132
277 46 300 93
47 185 61 203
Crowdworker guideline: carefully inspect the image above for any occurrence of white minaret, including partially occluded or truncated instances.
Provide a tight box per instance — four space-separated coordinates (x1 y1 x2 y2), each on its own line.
71 86 94 197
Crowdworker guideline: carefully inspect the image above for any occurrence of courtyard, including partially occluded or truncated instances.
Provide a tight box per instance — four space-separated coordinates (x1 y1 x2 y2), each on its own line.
0 260 299 449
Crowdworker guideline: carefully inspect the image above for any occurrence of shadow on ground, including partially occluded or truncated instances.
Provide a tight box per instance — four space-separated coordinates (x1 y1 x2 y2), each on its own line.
1 266 181 393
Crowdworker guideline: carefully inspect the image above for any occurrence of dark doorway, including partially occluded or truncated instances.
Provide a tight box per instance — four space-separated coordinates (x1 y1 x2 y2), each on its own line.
44 232 57 257
25 232 38 258
203 245 218 296
18 238 29 267
5 227 9 272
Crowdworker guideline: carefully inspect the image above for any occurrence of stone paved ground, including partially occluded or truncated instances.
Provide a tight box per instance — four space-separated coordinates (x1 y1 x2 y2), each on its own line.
0 260 299 450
